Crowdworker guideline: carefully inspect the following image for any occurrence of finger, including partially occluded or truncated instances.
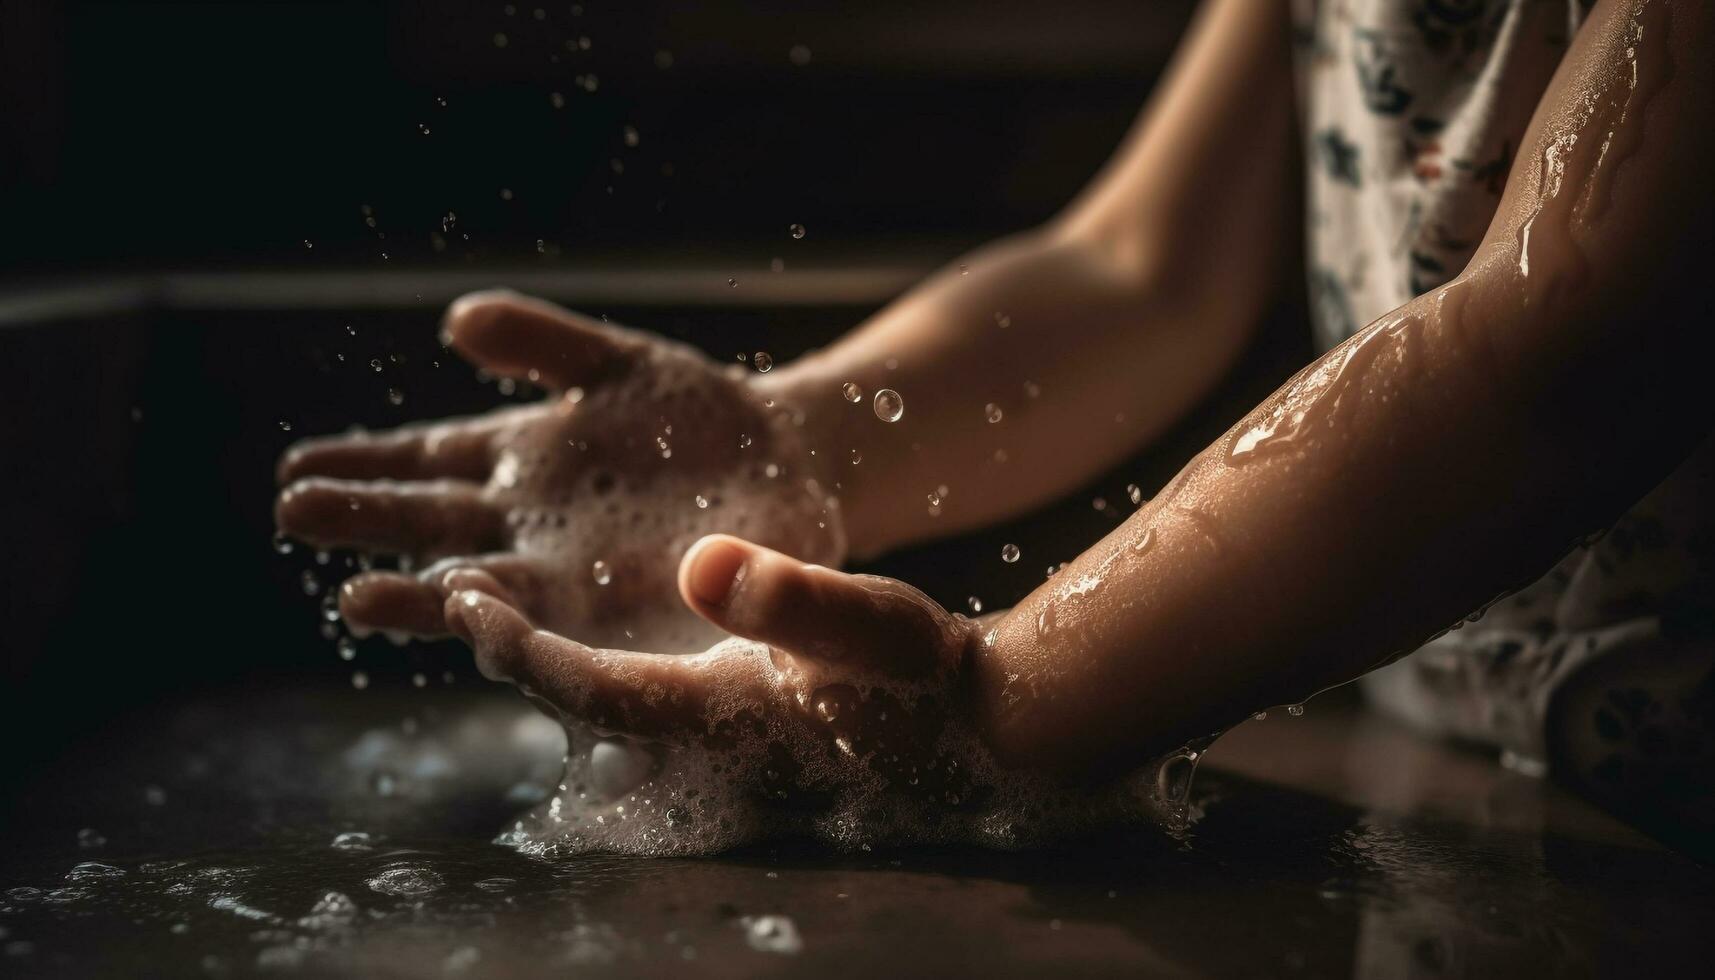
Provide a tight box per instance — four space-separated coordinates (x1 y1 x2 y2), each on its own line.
276 478 506 556
339 557 534 637
445 589 732 738
444 290 643 391
276 417 511 485
338 572 447 637
678 535 956 676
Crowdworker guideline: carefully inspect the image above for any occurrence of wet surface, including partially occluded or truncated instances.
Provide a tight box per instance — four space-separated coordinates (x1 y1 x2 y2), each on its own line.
3 682 1711 978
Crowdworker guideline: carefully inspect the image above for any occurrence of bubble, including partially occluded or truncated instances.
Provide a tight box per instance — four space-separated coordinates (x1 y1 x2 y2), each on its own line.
967 596 983 613
592 560 613 585
752 351 773 372
841 381 862 402
330 832 373 851
272 532 294 555
873 389 904 422
367 865 444 897
1127 484 1143 505
985 403 1003 424
743 914 803 954
351 671 369 690
1000 543 1020 563
789 223 806 239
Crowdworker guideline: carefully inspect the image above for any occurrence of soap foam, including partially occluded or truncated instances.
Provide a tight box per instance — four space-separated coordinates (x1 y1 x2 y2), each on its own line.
495 638 1203 857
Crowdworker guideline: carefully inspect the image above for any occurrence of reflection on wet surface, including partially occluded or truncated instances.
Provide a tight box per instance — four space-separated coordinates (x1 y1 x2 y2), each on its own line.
2 683 1710 977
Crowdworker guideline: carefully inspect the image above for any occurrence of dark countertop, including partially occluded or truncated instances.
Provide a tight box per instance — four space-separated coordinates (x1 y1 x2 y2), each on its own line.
2 680 1709 978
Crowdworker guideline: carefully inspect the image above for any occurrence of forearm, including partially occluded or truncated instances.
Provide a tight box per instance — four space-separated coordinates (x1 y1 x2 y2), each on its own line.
975 0 1715 775
754 0 1296 558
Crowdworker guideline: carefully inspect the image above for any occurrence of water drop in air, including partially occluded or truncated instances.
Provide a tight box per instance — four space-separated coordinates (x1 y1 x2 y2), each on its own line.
272 532 294 555
1127 483 1143 505
753 351 773 372
985 403 1003 423
1287 703 1305 717
873 388 904 422
789 223 806 239
967 596 983 613
695 494 709 509
351 671 369 690
592 560 613 585
1001 543 1020 564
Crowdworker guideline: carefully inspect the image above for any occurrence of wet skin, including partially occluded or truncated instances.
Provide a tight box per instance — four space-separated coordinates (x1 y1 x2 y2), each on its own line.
277 0 1714 811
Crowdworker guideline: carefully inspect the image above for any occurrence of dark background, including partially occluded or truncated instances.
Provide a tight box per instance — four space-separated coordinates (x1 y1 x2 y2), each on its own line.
0 1 1308 782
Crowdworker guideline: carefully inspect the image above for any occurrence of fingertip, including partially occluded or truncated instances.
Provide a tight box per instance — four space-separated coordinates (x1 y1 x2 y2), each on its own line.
678 534 754 612
439 567 518 608
443 589 481 646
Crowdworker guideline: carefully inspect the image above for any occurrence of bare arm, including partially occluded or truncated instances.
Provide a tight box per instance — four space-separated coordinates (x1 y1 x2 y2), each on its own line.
976 0 1715 774
758 0 1298 558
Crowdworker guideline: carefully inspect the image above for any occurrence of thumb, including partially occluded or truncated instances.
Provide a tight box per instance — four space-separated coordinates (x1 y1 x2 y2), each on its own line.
443 289 642 391
677 534 959 677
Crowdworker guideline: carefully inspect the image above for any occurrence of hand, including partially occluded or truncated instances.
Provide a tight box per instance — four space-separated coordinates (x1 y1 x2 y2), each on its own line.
443 535 1180 855
276 291 844 652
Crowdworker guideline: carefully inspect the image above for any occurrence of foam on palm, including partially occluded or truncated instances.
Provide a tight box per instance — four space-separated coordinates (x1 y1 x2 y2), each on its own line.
495 638 1201 856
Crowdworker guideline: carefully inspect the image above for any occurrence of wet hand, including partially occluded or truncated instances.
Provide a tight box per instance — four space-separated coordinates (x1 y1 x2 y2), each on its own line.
276 292 843 652
443 534 992 813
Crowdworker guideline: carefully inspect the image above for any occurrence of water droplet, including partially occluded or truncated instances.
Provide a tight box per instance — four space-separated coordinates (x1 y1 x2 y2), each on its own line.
369 357 383 373
1092 497 1108 511
967 596 983 613
1286 703 1305 717
302 239 314 249
873 388 904 422
994 312 1011 329
1000 543 1020 563
1127 483 1143 505
753 351 773 372
492 32 509 48
272 532 294 555
418 123 430 135
764 462 780 478
411 672 427 688
789 223 806 239
737 433 752 449
386 388 404 406
277 419 293 431
654 49 674 69
788 44 812 66
695 494 709 509
499 187 514 201
959 264 969 275
1252 711 1268 721
849 449 861 465
1132 528 1156 554
744 914 803 954
337 636 357 661
300 570 320 596
350 671 369 690
77 827 106 849
331 831 373 851
622 125 640 147
592 560 612 585
549 91 565 109
985 402 1003 423
1023 381 1041 399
